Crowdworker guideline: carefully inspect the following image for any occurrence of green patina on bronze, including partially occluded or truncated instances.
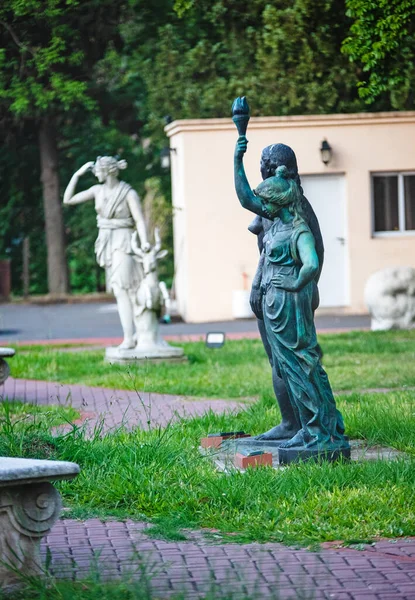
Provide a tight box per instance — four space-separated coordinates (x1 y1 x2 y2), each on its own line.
232 97 350 456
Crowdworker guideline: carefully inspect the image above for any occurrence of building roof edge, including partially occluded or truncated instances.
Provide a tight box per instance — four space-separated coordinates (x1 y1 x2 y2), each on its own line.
165 111 415 137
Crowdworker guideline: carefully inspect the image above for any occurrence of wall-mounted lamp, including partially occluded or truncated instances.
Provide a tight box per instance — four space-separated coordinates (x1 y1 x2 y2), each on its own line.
160 146 176 170
320 139 332 166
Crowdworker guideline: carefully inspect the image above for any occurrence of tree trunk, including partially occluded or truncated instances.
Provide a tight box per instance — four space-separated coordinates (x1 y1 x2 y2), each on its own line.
38 117 69 295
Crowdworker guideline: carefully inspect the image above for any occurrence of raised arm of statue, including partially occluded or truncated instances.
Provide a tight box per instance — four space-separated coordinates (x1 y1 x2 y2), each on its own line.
234 136 272 220
126 188 150 251
63 162 98 205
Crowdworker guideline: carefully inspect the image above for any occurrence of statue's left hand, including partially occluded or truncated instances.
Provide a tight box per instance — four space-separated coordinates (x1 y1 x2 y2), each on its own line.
273 275 299 292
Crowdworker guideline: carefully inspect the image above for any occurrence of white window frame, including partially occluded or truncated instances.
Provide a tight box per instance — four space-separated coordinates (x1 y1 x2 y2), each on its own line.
372 171 415 237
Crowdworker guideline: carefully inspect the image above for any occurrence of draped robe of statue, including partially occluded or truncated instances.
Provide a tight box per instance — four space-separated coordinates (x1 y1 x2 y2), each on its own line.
260 216 346 447
94 181 143 292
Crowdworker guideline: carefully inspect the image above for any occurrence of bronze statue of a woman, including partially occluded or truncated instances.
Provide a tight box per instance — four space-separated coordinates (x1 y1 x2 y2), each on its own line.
233 98 349 459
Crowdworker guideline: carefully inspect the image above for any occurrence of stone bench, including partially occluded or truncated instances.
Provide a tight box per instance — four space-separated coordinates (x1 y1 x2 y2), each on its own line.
0 347 15 385
0 457 80 586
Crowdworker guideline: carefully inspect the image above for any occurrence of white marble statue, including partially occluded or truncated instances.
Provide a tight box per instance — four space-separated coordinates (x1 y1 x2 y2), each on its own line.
63 156 150 350
364 266 415 330
64 156 184 362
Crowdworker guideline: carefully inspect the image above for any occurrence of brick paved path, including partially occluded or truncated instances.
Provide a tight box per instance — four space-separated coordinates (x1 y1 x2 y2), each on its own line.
2 377 415 599
0 377 247 431
44 519 415 599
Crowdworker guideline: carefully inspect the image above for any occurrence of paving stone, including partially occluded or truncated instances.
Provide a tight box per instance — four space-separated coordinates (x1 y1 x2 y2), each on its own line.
396 582 415 593
377 596 409 600
347 595 379 600
355 570 388 581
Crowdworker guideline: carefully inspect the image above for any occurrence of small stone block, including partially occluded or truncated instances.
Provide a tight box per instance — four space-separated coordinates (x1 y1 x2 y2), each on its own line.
278 446 351 465
201 436 223 448
234 452 273 469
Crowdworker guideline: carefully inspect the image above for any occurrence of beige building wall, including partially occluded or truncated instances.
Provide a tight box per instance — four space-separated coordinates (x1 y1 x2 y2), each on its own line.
166 112 415 323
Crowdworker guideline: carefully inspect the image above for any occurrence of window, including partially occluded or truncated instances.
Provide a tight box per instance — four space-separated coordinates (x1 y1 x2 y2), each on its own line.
372 172 415 234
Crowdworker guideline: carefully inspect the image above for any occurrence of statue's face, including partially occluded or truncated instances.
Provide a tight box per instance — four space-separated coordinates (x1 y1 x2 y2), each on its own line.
260 157 279 181
260 158 268 180
94 165 119 183
94 166 108 183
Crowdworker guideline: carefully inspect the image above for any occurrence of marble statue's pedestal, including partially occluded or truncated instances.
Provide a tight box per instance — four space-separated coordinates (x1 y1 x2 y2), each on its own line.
0 457 80 587
105 342 185 364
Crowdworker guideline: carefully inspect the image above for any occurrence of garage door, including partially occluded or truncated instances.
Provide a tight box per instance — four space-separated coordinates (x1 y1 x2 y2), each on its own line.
301 174 349 307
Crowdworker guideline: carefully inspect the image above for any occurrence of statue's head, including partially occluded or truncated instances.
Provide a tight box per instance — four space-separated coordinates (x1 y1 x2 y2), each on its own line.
260 144 298 181
254 165 302 220
92 156 127 182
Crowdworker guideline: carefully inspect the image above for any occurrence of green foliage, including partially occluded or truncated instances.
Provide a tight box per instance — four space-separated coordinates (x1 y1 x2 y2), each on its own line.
342 0 415 107
0 400 79 457
0 0 126 119
0 0 172 294
0 125 48 293
141 0 367 139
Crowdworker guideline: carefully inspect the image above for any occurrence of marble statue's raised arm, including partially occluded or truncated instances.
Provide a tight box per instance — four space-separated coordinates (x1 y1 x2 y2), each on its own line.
63 161 97 205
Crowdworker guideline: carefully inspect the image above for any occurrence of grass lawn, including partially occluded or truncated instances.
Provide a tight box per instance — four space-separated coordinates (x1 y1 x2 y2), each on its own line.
0 401 79 428
10 329 415 397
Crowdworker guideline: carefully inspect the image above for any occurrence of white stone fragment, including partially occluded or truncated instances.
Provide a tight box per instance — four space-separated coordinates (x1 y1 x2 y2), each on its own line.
364 266 415 331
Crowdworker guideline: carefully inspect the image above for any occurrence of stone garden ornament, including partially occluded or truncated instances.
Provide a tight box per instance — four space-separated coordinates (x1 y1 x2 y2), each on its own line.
64 156 183 362
0 457 79 587
365 266 415 331
0 347 14 385
232 97 350 462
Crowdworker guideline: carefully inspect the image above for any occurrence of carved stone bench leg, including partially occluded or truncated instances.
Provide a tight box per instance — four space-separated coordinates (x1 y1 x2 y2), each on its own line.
0 482 62 586
0 358 10 386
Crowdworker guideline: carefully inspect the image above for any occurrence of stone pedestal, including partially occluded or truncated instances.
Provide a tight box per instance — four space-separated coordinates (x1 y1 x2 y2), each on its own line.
0 457 79 587
278 446 351 465
105 341 185 364
203 439 402 473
